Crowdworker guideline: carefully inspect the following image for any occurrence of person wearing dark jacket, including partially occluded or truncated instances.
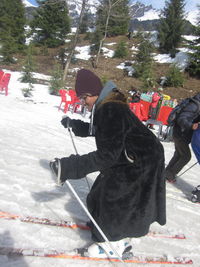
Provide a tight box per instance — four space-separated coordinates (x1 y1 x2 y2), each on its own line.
165 93 200 183
50 69 166 258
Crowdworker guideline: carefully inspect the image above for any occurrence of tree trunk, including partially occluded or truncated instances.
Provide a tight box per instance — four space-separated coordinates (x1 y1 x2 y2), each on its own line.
95 0 123 68
63 0 87 82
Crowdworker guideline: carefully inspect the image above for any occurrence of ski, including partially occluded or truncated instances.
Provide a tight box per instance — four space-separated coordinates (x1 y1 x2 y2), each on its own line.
0 210 89 230
0 210 186 239
0 246 193 264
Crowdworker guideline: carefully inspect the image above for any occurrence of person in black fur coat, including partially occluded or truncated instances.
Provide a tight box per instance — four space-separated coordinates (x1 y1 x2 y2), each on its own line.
51 69 166 258
165 93 200 183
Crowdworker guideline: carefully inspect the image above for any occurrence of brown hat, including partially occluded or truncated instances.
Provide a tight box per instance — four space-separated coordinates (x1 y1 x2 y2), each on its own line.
75 69 103 98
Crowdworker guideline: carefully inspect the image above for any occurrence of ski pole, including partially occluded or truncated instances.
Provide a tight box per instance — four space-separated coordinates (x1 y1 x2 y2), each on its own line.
179 161 198 177
67 127 91 191
67 127 78 154
65 180 124 263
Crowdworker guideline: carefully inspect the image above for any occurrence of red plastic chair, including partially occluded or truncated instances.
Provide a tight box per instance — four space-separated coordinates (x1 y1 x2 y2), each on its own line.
68 90 81 113
58 89 69 112
156 105 174 125
0 73 11 96
58 89 81 113
139 100 151 120
0 70 4 82
129 102 148 121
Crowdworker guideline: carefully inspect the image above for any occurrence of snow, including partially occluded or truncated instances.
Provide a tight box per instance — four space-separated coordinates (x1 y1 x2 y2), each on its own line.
183 35 199 42
101 47 114 58
75 46 91 60
104 42 116 46
136 8 199 26
66 41 192 71
74 44 114 60
153 49 191 70
0 68 200 266
186 10 199 26
76 41 191 65
138 9 160 21
22 0 35 8
68 0 99 15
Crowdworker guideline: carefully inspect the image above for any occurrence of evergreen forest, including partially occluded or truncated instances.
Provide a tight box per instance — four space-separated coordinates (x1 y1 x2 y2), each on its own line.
0 0 199 100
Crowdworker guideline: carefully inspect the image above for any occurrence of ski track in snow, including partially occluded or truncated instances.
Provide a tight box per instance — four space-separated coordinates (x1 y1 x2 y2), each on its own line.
0 70 200 266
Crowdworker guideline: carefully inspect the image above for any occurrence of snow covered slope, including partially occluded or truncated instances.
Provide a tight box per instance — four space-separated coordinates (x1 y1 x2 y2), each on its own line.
0 69 200 266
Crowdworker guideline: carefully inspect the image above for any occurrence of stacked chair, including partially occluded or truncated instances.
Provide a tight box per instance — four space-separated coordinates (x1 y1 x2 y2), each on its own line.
0 70 11 96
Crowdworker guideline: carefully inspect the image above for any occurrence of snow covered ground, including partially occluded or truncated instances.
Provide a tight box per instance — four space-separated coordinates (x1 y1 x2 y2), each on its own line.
0 70 200 267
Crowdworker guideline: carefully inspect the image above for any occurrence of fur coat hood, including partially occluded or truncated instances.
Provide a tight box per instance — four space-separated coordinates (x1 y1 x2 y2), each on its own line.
89 80 118 135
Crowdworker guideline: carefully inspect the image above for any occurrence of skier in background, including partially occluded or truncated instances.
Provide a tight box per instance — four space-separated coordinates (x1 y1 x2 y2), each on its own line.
191 124 200 165
165 93 200 183
50 69 166 258
147 87 163 129
191 124 200 203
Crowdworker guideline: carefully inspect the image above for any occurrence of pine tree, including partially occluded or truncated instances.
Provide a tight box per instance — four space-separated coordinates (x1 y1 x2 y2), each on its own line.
185 6 200 78
113 41 128 58
90 27 103 54
20 45 36 84
157 0 185 57
96 0 130 37
0 0 26 52
21 83 34 98
49 64 64 95
0 31 16 64
79 9 93 34
164 64 185 87
133 37 156 90
30 0 71 47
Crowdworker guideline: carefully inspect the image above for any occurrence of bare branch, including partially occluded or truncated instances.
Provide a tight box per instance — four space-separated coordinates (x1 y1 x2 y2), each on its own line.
95 0 124 67
63 0 88 82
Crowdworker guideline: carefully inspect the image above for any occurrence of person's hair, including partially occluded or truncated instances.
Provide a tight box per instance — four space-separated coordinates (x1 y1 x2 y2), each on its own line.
101 88 128 106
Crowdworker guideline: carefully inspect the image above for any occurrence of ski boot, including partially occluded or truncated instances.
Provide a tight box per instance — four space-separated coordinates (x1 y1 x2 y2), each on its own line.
49 158 64 186
191 185 200 203
84 239 133 259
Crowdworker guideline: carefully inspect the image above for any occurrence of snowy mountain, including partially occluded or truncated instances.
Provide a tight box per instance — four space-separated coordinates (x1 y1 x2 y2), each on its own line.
186 9 199 26
137 9 160 21
22 0 36 8
129 1 157 19
23 0 198 27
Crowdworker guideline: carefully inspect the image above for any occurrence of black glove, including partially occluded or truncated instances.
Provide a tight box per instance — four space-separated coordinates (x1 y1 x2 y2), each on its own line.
61 117 89 137
61 116 72 128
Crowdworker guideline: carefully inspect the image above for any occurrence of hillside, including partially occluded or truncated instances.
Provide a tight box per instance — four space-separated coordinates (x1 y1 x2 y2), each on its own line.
0 69 200 267
1 33 199 101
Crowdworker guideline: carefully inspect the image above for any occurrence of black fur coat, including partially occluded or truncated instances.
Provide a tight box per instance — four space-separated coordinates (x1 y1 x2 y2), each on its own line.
61 100 166 242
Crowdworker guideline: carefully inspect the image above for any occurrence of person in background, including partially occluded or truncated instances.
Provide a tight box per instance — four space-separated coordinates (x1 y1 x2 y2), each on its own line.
191 125 200 164
148 87 163 129
50 69 166 259
129 87 147 121
165 93 200 183
129 87 141 103
190 123 200 203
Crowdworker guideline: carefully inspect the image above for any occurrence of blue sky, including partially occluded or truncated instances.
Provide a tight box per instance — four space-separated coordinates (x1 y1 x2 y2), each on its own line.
28 0 198 11
136 0 198 11
28 0 37 5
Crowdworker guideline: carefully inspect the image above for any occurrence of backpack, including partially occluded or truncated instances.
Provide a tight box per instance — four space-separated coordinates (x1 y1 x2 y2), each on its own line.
167 97 200 126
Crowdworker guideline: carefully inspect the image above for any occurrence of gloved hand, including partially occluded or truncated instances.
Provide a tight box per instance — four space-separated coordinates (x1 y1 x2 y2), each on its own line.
61 117 89 137
61 116 72 128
